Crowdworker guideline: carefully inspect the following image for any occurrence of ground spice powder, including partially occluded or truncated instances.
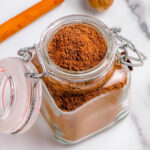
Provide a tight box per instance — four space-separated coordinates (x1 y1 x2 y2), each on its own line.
32 23 127 112
42 64 127 111
47 24 107 71
32 22 129 142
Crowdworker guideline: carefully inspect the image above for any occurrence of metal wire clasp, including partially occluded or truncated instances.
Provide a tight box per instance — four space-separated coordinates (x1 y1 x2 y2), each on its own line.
18 44 48 79
111 27 146 67
17 46 34 63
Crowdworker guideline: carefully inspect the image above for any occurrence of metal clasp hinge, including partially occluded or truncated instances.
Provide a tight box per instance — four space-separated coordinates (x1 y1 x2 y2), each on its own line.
111 27 146 67
17 44 48 79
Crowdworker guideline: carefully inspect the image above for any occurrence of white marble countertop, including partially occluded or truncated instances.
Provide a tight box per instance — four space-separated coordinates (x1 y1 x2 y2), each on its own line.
0 0 150 150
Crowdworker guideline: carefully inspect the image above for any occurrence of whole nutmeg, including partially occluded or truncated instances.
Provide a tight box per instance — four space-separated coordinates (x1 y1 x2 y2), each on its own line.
88 0 114 11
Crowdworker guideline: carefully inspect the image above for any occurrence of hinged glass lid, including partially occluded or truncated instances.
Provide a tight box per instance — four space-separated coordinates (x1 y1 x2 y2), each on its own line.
0 57 42 134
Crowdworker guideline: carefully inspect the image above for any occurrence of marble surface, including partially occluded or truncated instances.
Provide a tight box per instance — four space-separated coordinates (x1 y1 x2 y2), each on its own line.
0 0 150 149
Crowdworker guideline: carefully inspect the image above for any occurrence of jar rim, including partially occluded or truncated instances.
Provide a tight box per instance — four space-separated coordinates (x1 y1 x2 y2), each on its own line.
39 15 116 81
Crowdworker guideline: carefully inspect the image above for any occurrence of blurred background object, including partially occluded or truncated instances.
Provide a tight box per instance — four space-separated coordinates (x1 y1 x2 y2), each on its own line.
88 0 114 11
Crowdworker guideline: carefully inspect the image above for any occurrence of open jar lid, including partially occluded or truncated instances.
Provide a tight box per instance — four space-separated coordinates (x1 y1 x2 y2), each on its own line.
0 57 42 134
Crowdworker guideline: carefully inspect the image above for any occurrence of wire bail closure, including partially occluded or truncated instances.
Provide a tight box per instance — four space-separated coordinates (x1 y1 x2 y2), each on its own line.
18 44 48 79
111 28 146 67
17 27 147 79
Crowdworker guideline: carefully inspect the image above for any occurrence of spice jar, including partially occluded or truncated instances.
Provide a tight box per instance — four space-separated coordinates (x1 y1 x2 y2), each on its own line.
0 15 146 144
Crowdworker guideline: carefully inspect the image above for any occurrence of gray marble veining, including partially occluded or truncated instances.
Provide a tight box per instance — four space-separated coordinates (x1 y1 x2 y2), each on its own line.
131 113 147 149
126 0 150 40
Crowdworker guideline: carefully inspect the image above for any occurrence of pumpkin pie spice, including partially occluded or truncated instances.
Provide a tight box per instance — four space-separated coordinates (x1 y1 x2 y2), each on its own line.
32 23 128 141
42 24 126 111
47 24 107 71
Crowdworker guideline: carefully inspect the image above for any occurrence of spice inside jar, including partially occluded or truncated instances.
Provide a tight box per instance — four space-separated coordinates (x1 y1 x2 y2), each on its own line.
43 24 126 111
32 23 128 111
32 19 129 142
47 24 107 71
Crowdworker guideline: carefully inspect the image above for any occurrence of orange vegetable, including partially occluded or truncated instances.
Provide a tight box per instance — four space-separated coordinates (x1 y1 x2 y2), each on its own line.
0 0 64 42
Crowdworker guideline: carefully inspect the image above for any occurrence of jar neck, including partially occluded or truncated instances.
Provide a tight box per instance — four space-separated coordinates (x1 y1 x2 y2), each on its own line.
39 15 116 82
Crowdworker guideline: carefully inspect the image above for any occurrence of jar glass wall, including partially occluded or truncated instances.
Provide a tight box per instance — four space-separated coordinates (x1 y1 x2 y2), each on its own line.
40 70 130 144
31 15 131 144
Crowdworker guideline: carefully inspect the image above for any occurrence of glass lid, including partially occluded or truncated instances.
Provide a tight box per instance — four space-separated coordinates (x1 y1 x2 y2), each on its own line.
0 57 42 134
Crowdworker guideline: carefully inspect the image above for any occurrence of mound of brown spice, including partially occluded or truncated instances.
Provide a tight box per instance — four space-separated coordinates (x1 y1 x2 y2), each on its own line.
47 24 107 71
32 23 127 112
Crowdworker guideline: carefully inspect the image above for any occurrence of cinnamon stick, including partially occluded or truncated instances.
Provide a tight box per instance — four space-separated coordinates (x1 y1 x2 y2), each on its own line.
0 0 64 42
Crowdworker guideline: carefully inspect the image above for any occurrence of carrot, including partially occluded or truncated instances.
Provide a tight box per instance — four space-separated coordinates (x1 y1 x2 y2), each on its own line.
0 0 64 42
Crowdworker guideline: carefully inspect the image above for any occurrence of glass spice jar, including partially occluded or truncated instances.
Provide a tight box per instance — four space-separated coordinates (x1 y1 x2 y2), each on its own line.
0 15 146 144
